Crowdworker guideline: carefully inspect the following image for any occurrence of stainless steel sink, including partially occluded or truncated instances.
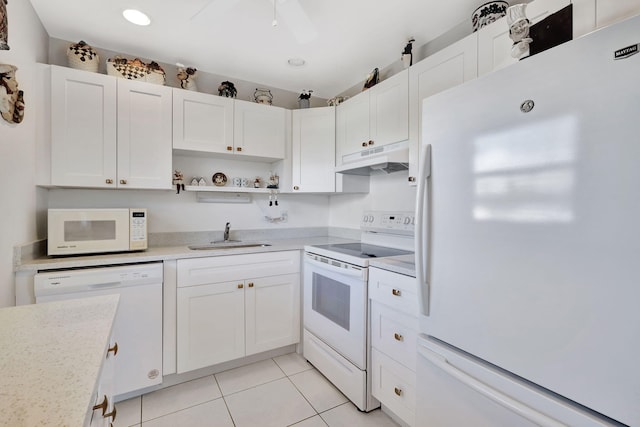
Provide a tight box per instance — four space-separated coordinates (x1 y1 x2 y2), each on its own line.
188 242 272 250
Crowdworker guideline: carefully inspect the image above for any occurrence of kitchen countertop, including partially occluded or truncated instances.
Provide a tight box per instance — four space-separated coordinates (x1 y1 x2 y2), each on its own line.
369 254 416 277
15 236 359 272
0 294 119 427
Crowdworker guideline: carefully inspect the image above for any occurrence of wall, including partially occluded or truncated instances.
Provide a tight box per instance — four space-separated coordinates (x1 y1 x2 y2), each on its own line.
329 172 416 229
0 0 49 307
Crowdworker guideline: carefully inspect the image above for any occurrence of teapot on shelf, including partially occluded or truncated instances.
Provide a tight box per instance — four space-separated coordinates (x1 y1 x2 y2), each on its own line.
254 88 273 105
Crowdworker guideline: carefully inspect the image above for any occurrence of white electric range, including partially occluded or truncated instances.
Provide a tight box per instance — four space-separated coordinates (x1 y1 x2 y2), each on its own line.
302 211 414 412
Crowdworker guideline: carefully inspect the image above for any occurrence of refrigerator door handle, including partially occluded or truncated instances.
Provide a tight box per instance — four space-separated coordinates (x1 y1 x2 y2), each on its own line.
417 343 566 427
415 144 431 316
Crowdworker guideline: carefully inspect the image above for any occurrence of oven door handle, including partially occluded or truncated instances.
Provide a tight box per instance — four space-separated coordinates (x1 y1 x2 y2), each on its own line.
304 254 365 279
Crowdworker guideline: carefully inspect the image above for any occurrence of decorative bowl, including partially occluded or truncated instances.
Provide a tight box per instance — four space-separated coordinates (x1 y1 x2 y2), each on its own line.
472 1 509 32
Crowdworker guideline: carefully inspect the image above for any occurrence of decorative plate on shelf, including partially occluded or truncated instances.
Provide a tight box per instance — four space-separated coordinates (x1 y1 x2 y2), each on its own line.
212 172 227 186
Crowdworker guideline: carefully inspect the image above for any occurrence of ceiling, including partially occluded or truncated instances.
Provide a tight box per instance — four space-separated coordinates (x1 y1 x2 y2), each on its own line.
29 0 486 98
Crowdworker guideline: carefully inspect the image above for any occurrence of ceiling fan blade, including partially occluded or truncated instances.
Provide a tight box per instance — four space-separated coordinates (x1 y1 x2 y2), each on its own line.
276 0 319 44
191 0 240 21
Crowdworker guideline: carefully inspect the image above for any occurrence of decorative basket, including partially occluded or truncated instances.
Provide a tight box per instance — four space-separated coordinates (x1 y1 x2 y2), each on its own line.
106 57 166 85
67 41 99 72
472 1 509 32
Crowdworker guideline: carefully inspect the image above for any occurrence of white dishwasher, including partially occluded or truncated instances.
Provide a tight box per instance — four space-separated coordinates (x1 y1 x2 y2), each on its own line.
34 262 163 398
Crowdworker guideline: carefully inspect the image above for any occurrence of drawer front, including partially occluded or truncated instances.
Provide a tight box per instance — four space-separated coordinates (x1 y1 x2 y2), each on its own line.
371 348 416 426
370 301 418 371
177 250 300 287
369 267 418 314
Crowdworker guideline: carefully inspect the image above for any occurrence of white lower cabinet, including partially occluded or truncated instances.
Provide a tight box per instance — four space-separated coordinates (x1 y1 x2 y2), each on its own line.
176 251 300 374
89 338 117 426
369 267 418 426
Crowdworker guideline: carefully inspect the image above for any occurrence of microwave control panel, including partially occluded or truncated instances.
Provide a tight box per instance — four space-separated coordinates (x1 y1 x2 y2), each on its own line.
130 209 148 248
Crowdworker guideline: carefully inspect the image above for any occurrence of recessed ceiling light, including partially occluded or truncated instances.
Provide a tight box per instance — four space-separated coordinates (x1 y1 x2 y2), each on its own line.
123 9 151 26
287 58 306 67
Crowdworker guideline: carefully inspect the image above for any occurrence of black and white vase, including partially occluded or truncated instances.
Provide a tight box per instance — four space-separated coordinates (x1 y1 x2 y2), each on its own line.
0 0 9 50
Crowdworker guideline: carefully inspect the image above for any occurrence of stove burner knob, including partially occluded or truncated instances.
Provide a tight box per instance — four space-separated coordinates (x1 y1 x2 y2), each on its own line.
404 217 411 225
368 215 374 223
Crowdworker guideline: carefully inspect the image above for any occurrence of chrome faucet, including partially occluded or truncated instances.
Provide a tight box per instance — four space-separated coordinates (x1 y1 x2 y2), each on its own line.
224 222 230 242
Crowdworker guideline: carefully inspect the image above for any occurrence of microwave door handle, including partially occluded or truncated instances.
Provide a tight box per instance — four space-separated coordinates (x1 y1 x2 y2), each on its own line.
418 344 565 427
415 144 431 316
305 255 363 278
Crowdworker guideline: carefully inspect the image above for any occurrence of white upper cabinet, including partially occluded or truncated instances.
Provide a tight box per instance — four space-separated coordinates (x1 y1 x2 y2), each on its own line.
172 89 234 154
408 34 478 184
336 70 408 165
47 65 172 189
596 0 640 28
117 79 173 189
291 107 336 193
234 100 286 160
335 91 370 163
50 66 117 188
477 0 571 76
369 69 409 149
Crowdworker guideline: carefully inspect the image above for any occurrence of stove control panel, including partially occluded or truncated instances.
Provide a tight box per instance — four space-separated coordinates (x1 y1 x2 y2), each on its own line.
361 211 415 235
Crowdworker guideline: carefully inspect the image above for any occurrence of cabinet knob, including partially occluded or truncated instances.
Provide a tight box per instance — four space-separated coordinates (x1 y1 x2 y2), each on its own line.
107 342 118 357
105 179 113 184
392 289 402 297
293 186 299 191
92 395 108 415
362 142 368 147
238 283 244 289
248 282 254 288
227 146 233 151
368 140 374 145
119 179 127 185
236 147 242 152
103 405 117 422
394 333 404 342
408 176 416 183
394 387 403 397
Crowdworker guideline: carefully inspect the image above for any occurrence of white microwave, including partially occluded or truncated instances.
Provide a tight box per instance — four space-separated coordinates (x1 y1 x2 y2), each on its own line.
48 208 148 256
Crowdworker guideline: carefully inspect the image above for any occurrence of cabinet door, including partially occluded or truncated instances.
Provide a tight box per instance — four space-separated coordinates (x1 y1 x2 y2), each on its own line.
173 89 234 153
117 79 173 189
477 0 571 76
292 107 336 192
234 100 286 160
245 274 300 355
51 66 117 188
335 91 370 164
596 0 640 28
408 34 477 183
176 281 245 373
369 69 408 149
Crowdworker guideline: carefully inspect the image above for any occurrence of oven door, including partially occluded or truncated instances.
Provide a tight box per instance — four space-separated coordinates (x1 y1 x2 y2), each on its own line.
303 252 368 369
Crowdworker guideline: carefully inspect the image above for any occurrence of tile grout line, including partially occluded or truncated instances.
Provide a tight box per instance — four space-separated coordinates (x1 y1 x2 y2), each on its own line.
215 374 238 427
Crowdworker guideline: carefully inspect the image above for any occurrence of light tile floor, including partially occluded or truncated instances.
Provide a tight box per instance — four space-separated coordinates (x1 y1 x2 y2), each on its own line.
114 353 399 427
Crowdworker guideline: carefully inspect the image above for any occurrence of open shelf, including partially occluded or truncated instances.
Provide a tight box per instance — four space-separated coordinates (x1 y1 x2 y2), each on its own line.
184 185 277 193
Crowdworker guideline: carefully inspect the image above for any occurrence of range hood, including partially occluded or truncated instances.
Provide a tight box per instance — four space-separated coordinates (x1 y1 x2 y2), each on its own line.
335 140 409 176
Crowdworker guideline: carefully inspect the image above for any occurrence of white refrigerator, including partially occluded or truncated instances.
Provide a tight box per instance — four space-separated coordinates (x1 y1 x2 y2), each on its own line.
415 15 639 427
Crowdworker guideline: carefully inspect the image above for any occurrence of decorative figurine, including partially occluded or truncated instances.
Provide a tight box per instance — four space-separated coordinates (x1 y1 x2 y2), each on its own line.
0 64 24 124
173 170 185 194
254 88 273 105
254 177 261 188
507 4 533 60
0 0 9 50
327 96 348 107
363 68 379 91
218 81 237 98
298 90 312 109
176 63 197 91
67 41 99 72
402 38 415 68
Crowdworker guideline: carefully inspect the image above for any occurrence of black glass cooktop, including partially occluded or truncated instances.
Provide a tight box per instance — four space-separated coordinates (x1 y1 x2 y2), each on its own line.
312 243 412 259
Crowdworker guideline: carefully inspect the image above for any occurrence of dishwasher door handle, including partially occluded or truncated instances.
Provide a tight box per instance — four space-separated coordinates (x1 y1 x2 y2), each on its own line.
89 281 123 289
